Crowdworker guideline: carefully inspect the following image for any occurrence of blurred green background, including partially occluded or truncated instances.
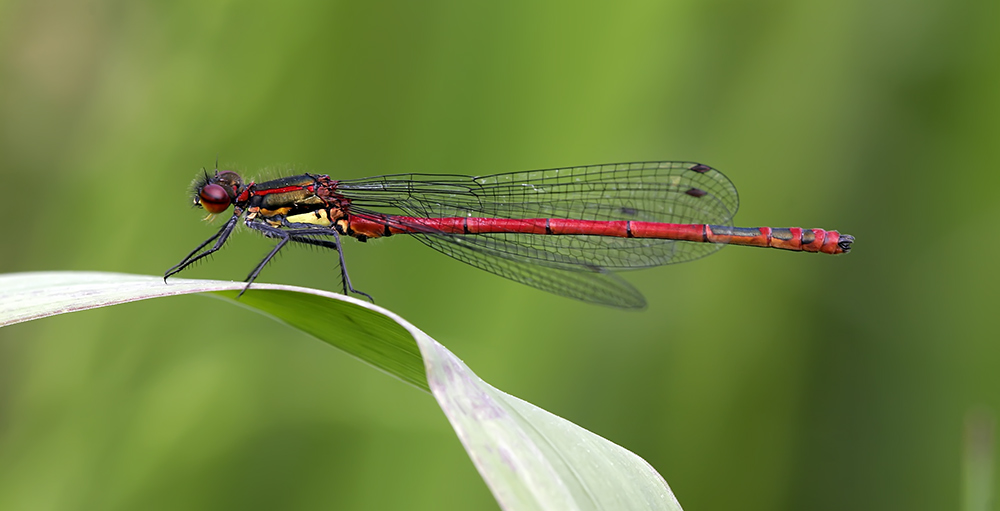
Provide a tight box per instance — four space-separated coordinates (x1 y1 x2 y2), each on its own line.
1 0 998 509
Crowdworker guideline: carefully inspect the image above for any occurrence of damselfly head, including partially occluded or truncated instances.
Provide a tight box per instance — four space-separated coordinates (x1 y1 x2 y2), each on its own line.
192 170 244 214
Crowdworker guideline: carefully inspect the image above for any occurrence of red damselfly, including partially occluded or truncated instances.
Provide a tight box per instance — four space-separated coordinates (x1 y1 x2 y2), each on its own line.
164 161 853 308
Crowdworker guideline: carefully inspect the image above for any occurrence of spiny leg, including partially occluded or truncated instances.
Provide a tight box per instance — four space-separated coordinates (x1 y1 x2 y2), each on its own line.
279 218 375 301
242 220 293 297
289 231 374 303
165 213 241 282
244 219 374 301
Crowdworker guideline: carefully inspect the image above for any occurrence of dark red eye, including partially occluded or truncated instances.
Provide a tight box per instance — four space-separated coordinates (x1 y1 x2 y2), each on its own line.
198 183 232 213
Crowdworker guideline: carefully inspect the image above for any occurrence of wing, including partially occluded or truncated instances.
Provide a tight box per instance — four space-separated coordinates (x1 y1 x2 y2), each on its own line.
415 231 649 308
337 161 739 270
332 161 738 307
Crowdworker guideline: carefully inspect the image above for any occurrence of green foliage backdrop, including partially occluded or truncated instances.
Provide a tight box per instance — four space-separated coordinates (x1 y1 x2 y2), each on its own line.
0 0 997 510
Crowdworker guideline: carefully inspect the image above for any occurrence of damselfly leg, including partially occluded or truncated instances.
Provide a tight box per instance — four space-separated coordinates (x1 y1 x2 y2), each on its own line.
164 213 241 281
289 235 374 303
244 220 373 301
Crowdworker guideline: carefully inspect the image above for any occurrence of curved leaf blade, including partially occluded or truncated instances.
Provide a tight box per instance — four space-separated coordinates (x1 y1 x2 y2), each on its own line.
0 271 681 511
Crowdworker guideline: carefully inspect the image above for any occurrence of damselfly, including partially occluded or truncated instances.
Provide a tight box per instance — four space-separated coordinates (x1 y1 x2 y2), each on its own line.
164 162 854 308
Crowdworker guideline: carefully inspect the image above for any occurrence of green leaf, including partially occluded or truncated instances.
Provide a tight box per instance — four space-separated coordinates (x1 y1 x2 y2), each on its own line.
0 271 682 511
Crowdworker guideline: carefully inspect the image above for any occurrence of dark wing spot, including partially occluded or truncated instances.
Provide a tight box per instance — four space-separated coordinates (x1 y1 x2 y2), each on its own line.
685 187 708 198
689 163 712 173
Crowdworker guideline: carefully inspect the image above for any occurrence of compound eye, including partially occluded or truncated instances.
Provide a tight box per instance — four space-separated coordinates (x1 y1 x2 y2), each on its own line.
198 183 232 213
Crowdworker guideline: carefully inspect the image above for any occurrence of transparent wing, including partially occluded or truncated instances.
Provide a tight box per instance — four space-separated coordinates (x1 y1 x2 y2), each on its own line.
407 231 648 308
337 161 739 270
